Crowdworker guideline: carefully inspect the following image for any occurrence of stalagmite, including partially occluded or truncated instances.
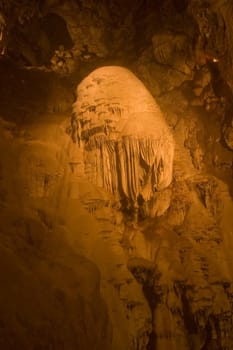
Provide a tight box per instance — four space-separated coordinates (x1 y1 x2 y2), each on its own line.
72 66 174 217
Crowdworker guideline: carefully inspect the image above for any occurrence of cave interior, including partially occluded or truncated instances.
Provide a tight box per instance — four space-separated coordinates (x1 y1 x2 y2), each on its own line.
0 1 233 349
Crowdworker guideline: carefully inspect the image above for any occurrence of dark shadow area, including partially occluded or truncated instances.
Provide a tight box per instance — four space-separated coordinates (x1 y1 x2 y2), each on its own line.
41 13 74 57
0 57 74 123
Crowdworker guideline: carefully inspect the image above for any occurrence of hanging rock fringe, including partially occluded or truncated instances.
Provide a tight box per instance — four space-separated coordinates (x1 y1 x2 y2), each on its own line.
72 66 174 217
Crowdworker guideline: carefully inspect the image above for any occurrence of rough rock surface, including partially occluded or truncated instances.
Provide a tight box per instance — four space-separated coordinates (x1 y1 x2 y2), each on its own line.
0 0 233 350
0 110 112 349
72 66 174 217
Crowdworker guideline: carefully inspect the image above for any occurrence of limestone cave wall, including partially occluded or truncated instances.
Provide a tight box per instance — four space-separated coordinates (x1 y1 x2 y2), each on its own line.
0 1 232 350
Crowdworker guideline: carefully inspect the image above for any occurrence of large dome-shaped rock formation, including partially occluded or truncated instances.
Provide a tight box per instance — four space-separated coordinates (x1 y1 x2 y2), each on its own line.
72 66 174 217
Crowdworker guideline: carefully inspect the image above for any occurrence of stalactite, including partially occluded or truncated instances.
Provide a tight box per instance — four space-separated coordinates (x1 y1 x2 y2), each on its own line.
72 66 174 217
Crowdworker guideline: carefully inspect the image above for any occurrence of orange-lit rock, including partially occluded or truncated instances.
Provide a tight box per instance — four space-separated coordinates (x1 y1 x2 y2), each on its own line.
73 66 174 217
0 1 233 349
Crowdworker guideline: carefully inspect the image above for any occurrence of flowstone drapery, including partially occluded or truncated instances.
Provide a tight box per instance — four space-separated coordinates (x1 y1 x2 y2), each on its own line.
72 66 174 217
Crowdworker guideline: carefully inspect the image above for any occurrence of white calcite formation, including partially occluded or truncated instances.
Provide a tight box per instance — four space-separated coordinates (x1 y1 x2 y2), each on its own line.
72 66 174 216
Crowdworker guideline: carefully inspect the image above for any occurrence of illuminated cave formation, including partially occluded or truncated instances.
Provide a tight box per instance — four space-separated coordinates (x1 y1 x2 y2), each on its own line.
72 66 174 216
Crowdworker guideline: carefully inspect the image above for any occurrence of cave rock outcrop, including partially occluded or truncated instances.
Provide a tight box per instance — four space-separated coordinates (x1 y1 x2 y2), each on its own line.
72 66 174 217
